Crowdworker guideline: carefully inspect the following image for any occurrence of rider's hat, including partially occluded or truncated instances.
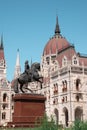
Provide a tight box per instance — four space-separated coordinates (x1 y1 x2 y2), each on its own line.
25 60 28 64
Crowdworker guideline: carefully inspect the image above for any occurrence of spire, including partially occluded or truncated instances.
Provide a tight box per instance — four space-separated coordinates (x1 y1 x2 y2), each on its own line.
16 49 20 66
14 49 21 79
55 16 61 35
0 34 5 60
0 34 4 49
0 34 6 79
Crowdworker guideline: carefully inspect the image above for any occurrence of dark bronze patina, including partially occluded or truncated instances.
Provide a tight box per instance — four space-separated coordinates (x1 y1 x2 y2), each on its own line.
13 60 43 93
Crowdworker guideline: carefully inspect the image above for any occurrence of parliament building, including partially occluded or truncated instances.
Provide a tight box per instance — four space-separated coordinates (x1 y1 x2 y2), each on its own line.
35 16 87 127
0 16 87 127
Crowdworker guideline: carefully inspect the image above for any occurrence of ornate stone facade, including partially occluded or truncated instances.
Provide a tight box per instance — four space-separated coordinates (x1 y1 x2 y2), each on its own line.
1 17 87 127
0 36 14 126
35 17 87 127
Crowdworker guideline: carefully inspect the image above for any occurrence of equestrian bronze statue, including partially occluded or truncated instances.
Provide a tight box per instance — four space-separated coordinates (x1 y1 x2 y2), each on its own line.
13 60 43 93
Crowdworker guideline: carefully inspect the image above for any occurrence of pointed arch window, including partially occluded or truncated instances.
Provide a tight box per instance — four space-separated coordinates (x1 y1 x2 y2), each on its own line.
62 80 67 92
76 78 81 91
48 90 50 100
2 112 6 120
53 83 58 94
3 93 7 102
53 98 58 105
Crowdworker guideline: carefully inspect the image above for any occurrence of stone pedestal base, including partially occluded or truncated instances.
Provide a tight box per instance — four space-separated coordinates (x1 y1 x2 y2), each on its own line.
8 93 46 127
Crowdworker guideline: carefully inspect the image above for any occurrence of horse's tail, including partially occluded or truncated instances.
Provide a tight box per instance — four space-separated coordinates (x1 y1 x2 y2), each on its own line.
14 78 19 93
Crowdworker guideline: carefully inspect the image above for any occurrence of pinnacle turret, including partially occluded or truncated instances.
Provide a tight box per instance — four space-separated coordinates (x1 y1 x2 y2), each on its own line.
14 49 21 78
55 16 61 35
0 35 4 50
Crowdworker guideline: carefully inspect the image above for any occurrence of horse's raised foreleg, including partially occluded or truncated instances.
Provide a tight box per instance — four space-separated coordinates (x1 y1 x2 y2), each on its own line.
20 83 33 93
20 84 25 93
26 87 33 93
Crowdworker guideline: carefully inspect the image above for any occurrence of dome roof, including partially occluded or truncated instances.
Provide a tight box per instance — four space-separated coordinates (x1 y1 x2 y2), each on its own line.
43 36 70 55
43 16 70 55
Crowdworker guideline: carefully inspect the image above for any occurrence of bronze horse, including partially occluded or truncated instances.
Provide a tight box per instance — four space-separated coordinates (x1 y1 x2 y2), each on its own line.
13 62 43 93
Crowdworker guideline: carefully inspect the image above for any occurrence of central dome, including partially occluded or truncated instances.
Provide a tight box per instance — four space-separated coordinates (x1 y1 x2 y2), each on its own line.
43 17 70 55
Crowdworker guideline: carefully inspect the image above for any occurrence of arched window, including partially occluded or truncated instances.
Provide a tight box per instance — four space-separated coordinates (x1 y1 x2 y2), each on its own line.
76 95 79 102
76 78 81 91
2 112 6 120
75 107 83 121
66 96 67 102
54 108 59 125
65 80 67 91
62 97 65 103
53 98 55 104
2 104 6 110
63 107 68 127
11 94 14 101
48 90 50 99
3 93 7 102
53 83 58 94
62 80 67 92
55 83 58 94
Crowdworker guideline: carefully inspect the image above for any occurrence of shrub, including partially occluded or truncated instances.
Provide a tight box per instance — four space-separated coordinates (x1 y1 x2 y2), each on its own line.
72 120 87 130
40 114 58 130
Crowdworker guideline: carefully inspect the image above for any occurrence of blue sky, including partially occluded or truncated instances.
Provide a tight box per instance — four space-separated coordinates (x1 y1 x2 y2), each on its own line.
0 0 87 81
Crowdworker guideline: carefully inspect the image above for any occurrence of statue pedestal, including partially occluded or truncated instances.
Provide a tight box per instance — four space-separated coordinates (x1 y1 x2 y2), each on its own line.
8 93 46 127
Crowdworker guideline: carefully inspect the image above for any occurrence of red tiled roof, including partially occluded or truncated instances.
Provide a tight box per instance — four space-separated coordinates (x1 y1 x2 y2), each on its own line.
43 36 70 55
79 57 87 66
56 46 76 67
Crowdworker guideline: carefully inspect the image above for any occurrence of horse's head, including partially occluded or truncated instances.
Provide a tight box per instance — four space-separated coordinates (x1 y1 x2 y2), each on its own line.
31 62 43 80
31 62 40 71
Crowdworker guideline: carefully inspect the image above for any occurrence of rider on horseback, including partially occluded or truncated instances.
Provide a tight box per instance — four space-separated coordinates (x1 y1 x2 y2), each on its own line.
24 60 32 81
13 61 43 93
24 60 30 75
